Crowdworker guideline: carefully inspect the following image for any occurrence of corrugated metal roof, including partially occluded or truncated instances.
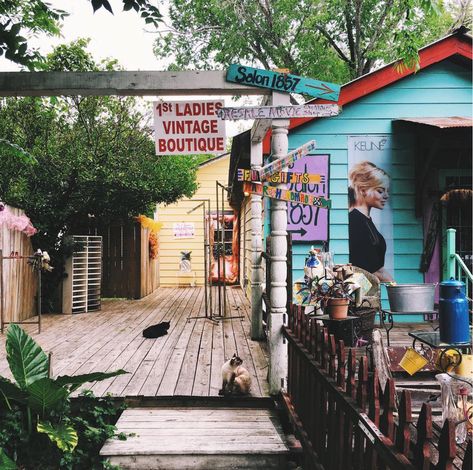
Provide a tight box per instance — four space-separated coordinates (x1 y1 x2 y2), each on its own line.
396 116 473 128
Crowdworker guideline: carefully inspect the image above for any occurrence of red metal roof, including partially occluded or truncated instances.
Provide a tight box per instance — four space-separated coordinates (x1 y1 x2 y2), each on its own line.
396 116 473 128
262 30 473 153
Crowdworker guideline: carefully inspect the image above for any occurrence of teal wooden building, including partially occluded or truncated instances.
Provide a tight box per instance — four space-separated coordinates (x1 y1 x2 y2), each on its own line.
229 29 472 308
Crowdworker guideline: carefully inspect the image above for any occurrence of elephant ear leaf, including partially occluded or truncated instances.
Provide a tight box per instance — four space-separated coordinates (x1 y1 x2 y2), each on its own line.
0 448 16 469
55 370 128 393
0 377 28 409
6 324 49 390
27 378 68 416
37 421 78 453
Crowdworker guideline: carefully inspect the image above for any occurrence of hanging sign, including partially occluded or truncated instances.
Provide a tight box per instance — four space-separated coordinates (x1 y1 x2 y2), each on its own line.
173 223 195 238
260 140 316 180
153 100 226 155
226 64 340 101
287 154 329 243
237 168 322 184
243 182 331 208
217 104 339 120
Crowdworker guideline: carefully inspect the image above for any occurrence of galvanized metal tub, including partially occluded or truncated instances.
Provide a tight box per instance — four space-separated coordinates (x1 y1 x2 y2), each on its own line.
386 284 436 312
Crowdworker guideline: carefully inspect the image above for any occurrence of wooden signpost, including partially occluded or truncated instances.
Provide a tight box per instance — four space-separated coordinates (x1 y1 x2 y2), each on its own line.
260 141 316 181
226 64 341 101
217 104 339 120
243 182 331 209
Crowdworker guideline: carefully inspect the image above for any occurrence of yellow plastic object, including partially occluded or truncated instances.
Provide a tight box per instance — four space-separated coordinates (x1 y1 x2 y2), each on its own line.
455 354 473 378
400 347 429 376
435 348 462 372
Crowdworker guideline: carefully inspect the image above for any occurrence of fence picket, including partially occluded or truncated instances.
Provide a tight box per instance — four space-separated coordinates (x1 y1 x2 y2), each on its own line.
436 419 456 470
337 340 346 390
395 390 412 457
414 403 432 470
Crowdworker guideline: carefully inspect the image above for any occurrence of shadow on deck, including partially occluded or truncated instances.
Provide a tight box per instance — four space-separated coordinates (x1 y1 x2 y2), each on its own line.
0 286 270 398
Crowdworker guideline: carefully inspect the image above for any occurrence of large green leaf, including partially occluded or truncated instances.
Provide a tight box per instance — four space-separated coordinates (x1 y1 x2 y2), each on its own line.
6 324 49 390
55 369 128 393
27 378 68 416
0 448 16 469
0 377 28 409
37 421 78 453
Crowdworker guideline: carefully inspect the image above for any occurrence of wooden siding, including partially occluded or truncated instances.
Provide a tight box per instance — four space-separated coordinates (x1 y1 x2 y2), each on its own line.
157 156 231 286
280 61 472 306
241 196 252 298
0 206 37 322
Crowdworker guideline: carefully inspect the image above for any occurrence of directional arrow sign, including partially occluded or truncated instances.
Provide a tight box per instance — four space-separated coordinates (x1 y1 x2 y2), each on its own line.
243 182 331 209
217 104 339 120
288 227 307 237
237 168 322 184
260 141 316 181
226 64 341 101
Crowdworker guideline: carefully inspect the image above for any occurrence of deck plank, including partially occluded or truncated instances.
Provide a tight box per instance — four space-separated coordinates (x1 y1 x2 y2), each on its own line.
0 287 269 398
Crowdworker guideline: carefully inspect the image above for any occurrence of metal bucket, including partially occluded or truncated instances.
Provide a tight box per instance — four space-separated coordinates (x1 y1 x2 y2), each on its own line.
386 284 436 312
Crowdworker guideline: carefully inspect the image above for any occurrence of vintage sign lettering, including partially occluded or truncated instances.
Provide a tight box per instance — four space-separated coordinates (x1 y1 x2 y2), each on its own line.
217 104 339 120
226 64 340 101
154 99 226 155
243 182 331 209
260 141 316 180
237 168 322 184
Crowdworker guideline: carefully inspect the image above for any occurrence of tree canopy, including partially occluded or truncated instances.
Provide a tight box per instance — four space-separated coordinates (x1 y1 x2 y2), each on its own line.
154 0 467 81
0 0 162 68
0 40 199 308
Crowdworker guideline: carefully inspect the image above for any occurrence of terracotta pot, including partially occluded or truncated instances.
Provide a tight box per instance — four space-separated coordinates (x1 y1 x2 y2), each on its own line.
325 297 350 319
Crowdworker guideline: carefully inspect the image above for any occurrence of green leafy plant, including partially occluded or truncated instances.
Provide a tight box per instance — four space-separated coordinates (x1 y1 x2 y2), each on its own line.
0 324 127 467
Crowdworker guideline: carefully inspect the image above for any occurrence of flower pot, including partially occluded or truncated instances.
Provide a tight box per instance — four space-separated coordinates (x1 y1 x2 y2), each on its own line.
326 297 350 319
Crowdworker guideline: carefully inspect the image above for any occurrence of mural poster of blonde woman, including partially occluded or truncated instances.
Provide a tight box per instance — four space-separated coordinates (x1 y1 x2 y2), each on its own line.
347 136 394 282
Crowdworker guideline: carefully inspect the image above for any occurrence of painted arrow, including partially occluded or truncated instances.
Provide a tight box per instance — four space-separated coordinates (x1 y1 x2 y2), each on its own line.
288 227 307 237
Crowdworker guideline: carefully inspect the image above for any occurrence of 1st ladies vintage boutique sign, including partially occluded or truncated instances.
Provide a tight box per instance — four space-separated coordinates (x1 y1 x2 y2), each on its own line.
154 100 226 155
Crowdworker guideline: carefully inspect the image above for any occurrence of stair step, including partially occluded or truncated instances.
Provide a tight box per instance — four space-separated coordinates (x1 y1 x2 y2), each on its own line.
100 406 290 469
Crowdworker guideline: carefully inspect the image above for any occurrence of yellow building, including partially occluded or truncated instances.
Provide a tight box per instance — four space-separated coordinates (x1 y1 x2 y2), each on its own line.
156 154 238 286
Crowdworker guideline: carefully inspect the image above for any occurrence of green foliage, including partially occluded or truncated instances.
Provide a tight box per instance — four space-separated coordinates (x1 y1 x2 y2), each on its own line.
6 323 49 390
155 0 461 80
0 324 127 468
0 40 200 310
37 421 78 453
0 0 162 68
0 448 16 469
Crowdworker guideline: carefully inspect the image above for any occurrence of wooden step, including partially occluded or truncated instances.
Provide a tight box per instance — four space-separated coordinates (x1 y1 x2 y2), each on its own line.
100 406 290 469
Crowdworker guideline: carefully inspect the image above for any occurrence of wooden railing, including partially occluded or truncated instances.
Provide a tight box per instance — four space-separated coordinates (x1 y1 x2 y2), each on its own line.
446 228 472 302
282 304 472 470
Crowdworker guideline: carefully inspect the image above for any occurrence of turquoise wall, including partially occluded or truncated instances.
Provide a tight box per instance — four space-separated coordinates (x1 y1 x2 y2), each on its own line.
265 60 472 311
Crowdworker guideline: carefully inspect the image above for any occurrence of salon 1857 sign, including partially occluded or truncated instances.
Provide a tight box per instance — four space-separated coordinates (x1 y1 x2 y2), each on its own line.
226 64 341 101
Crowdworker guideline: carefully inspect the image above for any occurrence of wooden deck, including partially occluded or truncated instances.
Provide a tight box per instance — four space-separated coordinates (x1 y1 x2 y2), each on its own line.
0 286 270 398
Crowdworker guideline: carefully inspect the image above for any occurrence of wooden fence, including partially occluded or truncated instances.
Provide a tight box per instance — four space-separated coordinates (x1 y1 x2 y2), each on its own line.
0 206 36 322
81 221 159 299
282 304 472 470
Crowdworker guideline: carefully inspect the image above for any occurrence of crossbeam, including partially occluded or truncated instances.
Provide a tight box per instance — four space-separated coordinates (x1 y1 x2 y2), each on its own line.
0 70 270 97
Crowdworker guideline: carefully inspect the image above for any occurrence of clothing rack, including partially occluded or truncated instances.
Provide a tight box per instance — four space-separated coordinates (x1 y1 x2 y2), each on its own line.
0 249 42 334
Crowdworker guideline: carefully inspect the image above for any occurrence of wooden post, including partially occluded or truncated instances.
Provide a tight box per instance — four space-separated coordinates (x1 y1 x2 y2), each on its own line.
250 140 264 339
268 91 290 394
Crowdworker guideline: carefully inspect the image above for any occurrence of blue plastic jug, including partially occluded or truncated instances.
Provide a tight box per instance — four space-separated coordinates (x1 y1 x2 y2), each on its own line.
438 278 470 344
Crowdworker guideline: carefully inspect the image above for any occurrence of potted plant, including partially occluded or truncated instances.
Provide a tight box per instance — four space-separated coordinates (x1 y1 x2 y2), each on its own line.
323 277 353 319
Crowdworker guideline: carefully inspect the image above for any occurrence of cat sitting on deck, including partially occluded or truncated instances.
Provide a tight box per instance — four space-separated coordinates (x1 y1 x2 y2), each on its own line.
219 353 251 396
142 321 170 338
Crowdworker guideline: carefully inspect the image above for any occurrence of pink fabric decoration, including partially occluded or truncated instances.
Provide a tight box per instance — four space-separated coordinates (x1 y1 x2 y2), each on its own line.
0 204 37 237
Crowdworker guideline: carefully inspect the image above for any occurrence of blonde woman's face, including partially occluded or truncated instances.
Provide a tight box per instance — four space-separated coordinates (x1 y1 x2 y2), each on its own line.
363 185 389 210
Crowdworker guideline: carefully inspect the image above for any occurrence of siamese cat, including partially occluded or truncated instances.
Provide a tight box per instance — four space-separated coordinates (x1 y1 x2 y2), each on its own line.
219 353 251 396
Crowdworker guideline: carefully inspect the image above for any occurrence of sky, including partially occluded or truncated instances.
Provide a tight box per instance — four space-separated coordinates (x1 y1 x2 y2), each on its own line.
0 0 257 137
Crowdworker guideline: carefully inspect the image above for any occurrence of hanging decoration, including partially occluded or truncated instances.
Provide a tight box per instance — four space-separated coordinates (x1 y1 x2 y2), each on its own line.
0 203 37 237
135 215 163 260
